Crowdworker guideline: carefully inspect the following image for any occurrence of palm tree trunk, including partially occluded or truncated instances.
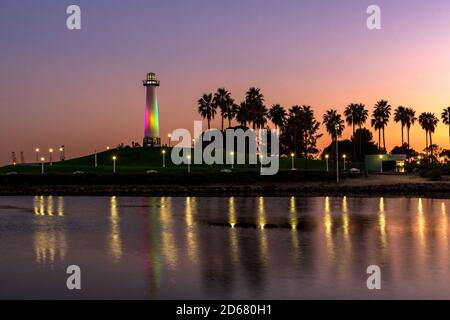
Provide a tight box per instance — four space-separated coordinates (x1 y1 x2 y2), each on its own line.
429 132 433 157
352 124 356 161
221 116 224 132
401 125 404 147
382 127 386 152
378 129 381 150
228 118 232 128
407 126 411 159
425 131 429 155
207 118 211 130
359 125 362 161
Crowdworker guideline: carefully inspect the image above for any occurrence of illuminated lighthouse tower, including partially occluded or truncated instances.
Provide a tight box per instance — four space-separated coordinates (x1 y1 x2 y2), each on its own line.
143 72 161 147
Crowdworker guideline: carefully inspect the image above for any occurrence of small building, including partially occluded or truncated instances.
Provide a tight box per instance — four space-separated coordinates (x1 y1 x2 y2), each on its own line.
365 154 407 173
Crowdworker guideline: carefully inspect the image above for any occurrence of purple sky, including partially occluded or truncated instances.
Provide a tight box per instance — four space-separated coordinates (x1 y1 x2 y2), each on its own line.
1 0 450 164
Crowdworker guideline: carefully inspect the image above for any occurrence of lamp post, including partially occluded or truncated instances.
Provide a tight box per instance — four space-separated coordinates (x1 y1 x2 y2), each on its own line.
162 149 166 168
259 155 263 169
343 154 347 171
168 134 172 147
41 157 45 175
49 148 53 166
379 155 383 173
192 138 196 148
59 146 65 161
230 151 234 169
290 153 295 170
187 155 191 173
335 124 340 183
112 156 117 174
94 149 98 168
325 154 329 172
35 148 40 163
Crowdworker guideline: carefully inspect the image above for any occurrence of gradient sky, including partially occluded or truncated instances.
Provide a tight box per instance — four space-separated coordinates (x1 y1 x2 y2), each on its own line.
1 0 450 165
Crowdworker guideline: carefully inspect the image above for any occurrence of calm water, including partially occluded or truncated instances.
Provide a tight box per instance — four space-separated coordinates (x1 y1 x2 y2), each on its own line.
0 196 449 299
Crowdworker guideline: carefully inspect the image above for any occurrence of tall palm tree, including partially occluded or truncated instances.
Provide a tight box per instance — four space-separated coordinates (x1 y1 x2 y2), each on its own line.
371 100 391 152
235 101 251 127
323 109 345 160
344 103 360 160
197 93 216 130
419 112 439 157
442 106 450 143
254 104 268 129
394 106 408 148
356 104 369 160
245 87 265 129
268 104 287 130
213 88 234 131
405 107 417 155
224 103 238 128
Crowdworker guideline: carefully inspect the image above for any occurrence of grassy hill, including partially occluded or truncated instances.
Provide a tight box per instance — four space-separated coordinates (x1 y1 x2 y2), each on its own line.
0 146 329 176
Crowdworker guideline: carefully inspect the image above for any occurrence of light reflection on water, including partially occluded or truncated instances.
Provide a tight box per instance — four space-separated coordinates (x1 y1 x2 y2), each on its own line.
0 196 450 299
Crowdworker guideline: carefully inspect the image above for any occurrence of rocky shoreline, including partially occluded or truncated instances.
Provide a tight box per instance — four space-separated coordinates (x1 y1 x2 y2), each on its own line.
1 182 450 198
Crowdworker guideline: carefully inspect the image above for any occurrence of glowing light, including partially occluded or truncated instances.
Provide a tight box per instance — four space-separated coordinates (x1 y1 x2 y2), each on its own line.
325 154 329 159
290 153 295 158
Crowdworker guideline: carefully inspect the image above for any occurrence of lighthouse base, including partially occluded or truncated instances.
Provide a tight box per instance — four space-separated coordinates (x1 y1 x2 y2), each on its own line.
143 137 161 148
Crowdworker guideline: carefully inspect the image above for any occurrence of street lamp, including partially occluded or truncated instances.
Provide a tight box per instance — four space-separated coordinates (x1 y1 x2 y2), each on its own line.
325 154 329 172
162 149 166 168
112 156 117 174
192 138 196 148
59 146 65 161
35 148 40 163
259 154 264 169
187 155 191 173
334 124 340 183
40 157 45 175
106 146 110 150
94 149 98 168
49 148 53 166
379 155 384 173
290 153 295 170
230 151 235 169
343 154 347 171
168 134 172 147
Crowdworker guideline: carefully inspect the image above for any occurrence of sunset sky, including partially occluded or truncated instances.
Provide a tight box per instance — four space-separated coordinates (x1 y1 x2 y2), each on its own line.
1 0 450 165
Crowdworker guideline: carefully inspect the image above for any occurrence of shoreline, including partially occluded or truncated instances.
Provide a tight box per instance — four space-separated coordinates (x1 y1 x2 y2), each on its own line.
1 181 450 198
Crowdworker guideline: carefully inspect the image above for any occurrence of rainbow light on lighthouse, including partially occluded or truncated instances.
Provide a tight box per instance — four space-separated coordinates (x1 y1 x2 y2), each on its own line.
143 72 161 147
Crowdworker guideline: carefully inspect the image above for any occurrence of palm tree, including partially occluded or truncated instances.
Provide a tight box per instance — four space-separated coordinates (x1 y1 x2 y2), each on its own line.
268 104 287 130
213 88 234 131
419 112 439 157
371 100 391 152
224 103 238 128
344 103 360 160
442 106 450 143
405 107 417 156
197 93 216 130
245 87 265 129
323 109 345 160
394 106 408 148
254 104 268 129
235 102 251 127
356 104 369 160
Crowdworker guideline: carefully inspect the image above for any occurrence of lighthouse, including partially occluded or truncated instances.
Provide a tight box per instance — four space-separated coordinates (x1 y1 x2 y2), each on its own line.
143 72 161 147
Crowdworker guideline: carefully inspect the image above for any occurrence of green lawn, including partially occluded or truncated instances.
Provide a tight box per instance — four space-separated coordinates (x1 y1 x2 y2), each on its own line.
0 147 331 176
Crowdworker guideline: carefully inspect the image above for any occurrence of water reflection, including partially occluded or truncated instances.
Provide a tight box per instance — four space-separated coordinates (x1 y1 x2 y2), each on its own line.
3 196 450 299
33 196 66 266
109 196 122 261
160 197 178 270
